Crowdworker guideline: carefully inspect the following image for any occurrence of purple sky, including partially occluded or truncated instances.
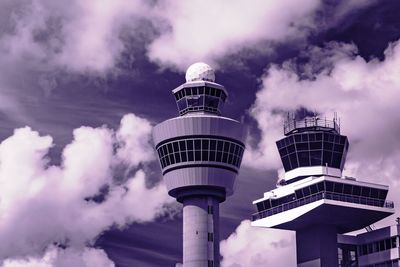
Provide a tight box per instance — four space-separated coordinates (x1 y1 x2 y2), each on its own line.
0 1 400 266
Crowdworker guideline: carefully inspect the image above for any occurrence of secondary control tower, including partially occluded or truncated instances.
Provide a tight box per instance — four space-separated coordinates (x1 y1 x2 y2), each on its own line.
252 114 394 267
153 63 245 267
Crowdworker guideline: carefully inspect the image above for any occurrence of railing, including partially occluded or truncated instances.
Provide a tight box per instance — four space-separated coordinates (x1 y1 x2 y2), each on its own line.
284 117 340 135
252 191 394 221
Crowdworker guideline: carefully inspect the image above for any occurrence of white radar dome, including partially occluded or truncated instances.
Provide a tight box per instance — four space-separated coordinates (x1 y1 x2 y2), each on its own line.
185 62 215 82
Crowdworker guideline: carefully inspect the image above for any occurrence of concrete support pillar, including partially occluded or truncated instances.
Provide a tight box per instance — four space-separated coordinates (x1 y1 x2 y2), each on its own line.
296 225 338 267
182 195 220 267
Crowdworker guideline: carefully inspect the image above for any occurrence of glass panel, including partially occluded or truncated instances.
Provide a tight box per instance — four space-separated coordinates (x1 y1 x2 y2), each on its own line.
215 89 221 97
325 181 334 192
202 140 209 150
294 135 301 142
217 141 224 151
334 183 344 194
179 141 186 151
340 136 347 144
343 184 352 194
222 153 228 163
361 187 371 198
332 152 342 168
279 147 288 157
204 96 219 108
228 153 233 164
310 141 322 150
302 134 309 142
296 142 308 151
310 150 322 165
187 96 201 107
316 133 323 140
169 154 175 164
334 144 344 153
185 88 191 96
370 188 379 198
210 140 217 150
174 152 181 163
323 150 332 166
199 87 204 94
289 153 298 168
317 182 325 192
229 143 235 153
195 140 201 150
282 156 291 171
210 88 216 96
195 151 201 161
173 142 179 152
187 140 194 150
323 142 333 150
205 87 210 95
181 151 187 162
187 150 194 161
216 152 223 162
224 142 231 153
310 184 318 194
287 144 295 153
309 133 316 141
167 143 173 154
202 151 209 161
298 151 310 167
352 186 361 196
209 151 216 161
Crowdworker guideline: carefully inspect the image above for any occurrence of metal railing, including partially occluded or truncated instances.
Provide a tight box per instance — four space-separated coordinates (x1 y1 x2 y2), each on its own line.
252 191 394 221
284 117 340 135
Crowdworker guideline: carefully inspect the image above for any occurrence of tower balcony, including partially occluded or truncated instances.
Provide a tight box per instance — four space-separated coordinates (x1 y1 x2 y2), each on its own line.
252 191 394 221
284 116 340 136
251 177 395 233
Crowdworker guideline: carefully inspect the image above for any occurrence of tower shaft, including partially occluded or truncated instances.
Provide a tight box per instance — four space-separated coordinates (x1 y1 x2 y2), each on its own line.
183 195 220 267
296 225 338 267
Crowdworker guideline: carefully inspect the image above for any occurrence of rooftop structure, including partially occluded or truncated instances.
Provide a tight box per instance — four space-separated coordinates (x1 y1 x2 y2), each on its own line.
252 114 394 267
153 63 245 267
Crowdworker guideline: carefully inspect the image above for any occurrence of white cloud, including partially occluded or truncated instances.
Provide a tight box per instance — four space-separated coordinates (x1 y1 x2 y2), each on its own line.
220 220 295 267
245 40 400 222
2 246 114 267
0 0 377 74
0 113 172 264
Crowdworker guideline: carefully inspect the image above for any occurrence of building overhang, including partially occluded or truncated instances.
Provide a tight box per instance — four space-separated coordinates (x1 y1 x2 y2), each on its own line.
252 199 394 233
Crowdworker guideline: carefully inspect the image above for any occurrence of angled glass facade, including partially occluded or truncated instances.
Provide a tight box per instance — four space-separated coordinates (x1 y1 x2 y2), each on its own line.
174 86 227 115
276 132 349 172
252 180 391 221
156 136 245 174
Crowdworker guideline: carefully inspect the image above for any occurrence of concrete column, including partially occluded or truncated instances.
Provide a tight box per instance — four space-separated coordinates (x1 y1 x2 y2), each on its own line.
183 195 220 267
296 225 338 267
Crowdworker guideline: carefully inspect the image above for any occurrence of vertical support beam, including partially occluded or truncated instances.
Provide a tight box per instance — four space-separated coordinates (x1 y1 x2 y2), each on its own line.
183 196 220 267
296 225 338 267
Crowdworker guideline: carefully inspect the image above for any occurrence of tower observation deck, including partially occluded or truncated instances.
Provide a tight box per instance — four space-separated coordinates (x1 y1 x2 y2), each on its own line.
252 114 394 267
153 63 245 267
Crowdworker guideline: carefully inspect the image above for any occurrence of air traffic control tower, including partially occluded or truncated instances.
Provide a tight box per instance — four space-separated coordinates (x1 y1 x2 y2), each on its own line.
252 115 395 267
153 63 245 267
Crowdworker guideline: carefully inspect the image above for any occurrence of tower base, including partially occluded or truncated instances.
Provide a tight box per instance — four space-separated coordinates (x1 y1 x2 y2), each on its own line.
297 225 338 267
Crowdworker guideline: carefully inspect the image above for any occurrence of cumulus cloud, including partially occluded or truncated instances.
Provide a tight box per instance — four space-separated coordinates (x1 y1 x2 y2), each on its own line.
220 220 295 267
0 113 172 265
245 39 400 220
2 246 114 267
0 0 377 74
148 0 321 69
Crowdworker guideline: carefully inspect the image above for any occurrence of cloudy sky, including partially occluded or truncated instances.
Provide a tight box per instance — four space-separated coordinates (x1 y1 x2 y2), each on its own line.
0 0 400 266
